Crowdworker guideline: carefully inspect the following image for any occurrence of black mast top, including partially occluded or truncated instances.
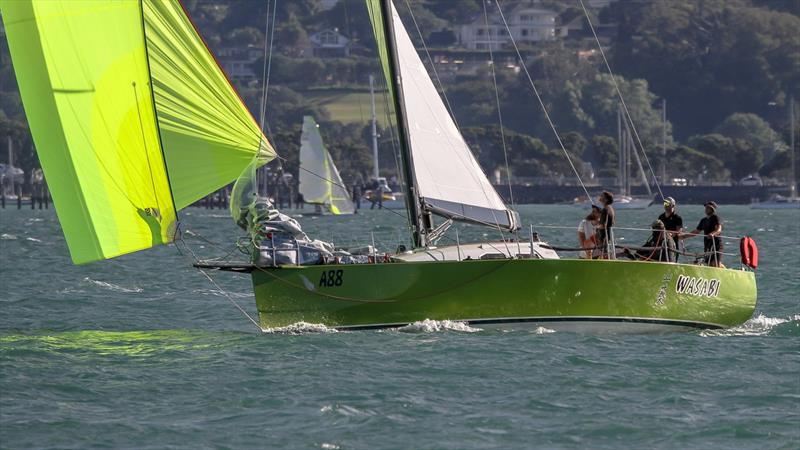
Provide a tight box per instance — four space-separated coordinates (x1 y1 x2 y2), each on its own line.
378 0 426 248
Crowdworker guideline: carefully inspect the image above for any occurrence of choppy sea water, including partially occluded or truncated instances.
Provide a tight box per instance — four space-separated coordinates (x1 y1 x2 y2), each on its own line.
1 205 798 449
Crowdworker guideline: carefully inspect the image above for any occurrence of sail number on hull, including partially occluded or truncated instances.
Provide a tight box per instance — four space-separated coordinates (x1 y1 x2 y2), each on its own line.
319 269 344 287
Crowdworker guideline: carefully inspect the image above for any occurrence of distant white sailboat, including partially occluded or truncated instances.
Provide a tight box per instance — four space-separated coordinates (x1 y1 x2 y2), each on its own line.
575 103 655 209
298 116 356 215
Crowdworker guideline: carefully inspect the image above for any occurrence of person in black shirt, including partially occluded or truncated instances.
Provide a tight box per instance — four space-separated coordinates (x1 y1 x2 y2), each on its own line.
595 191 616 259
681 201 723 267
657 196 683 261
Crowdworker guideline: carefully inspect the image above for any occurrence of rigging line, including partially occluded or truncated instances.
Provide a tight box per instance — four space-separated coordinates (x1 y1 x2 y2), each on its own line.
376 78 418 234
139 0 179 220
258 0 272 129
132 82 162 216
274 153 349 192
494 0 592 203
261 0 278 126
482 0 519 256
197 266 263 331
401 1 507 235
379 79 408 202
577 0 664 200
402 0 460 131
173 235 263 331
483 0 514 209
252 257 513 304
401 0 507 221
44 5 151 213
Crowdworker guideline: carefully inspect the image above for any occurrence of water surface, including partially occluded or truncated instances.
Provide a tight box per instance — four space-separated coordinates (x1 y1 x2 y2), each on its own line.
1 205 797 449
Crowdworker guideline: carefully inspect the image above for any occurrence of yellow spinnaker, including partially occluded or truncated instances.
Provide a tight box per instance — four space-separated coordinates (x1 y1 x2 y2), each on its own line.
0 0 276 264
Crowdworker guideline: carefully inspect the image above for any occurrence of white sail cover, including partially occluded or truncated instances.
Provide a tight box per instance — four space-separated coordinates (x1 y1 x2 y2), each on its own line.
389 3 517 229
299 116 355 215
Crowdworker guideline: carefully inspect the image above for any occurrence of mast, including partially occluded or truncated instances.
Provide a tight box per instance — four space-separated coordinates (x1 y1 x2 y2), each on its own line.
627 119 651 196
378 0 426 248
661 99 666 186
6 135 11 196
791 94 796 199
370 74 380 181
617 102 622 194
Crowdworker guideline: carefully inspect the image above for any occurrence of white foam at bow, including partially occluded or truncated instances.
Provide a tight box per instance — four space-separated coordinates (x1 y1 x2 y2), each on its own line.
262 322 338 334
398 319 482 333
700 313 798 337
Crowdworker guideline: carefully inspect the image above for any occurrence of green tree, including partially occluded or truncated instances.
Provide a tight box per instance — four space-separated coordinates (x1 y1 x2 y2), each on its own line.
427 0 481 25
668 145 729 182
713 113 784 160
586 135 618 177
225 27 263 47
689 133 763 180
560 131 587 158
605 1 800 137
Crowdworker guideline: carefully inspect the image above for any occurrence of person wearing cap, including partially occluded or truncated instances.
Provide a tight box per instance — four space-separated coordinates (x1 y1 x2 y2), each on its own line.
622 219 676 262
681 201 723 267
578 205 601 258
595 191 616 259
657 196 683 261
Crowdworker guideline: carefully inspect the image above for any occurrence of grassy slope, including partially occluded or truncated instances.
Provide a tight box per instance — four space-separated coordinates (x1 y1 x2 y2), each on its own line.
303 89 390 127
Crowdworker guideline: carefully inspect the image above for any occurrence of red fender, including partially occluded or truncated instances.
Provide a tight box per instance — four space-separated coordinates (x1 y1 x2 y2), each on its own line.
740 236 758 269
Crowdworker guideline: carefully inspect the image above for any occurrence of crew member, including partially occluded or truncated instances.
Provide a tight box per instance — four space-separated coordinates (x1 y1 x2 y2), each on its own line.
657 196 683 261
681 201 724 267
578 205 600 259
624 219 675 262
595 191 616 259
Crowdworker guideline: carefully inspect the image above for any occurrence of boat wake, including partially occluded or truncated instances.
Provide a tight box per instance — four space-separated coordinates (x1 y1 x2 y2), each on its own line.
83 277 143 293
700 313 799 337
533 326 557 334
397 319 482 333
261 322 338 334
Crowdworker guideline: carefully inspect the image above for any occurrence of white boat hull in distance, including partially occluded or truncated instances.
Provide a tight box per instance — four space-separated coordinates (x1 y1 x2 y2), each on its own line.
750 196 800 209
573 195 653 209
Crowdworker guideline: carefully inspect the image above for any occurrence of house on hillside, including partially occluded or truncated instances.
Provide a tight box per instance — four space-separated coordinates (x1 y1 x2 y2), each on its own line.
307 29 351 58
458 4 557 51
217 46 261 84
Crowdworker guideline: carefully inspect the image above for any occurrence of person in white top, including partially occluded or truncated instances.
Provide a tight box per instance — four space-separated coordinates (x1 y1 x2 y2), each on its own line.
578 205 601 259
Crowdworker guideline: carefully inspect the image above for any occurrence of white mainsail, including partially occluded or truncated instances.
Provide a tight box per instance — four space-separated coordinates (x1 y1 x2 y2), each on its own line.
299 116 355 215
388 3 517 229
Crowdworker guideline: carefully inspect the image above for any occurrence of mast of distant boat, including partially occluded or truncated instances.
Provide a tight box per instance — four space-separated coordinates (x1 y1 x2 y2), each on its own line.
5 135 12 197
790 94 796 199
370 74 380 181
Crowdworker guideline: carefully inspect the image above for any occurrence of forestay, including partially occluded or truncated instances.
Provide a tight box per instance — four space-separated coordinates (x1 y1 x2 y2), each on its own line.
1 0 276 264
367 1 518 230
299 116 355 215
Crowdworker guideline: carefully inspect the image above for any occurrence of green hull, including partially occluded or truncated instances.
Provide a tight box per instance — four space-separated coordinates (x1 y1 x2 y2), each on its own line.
251 259 756 331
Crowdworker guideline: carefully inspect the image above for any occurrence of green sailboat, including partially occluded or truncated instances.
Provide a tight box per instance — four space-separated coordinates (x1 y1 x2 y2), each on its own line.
240 0 757 331
2 0 757 332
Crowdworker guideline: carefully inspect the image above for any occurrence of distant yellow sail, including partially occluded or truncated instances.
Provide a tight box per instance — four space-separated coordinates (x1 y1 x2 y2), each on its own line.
0 0 276 264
